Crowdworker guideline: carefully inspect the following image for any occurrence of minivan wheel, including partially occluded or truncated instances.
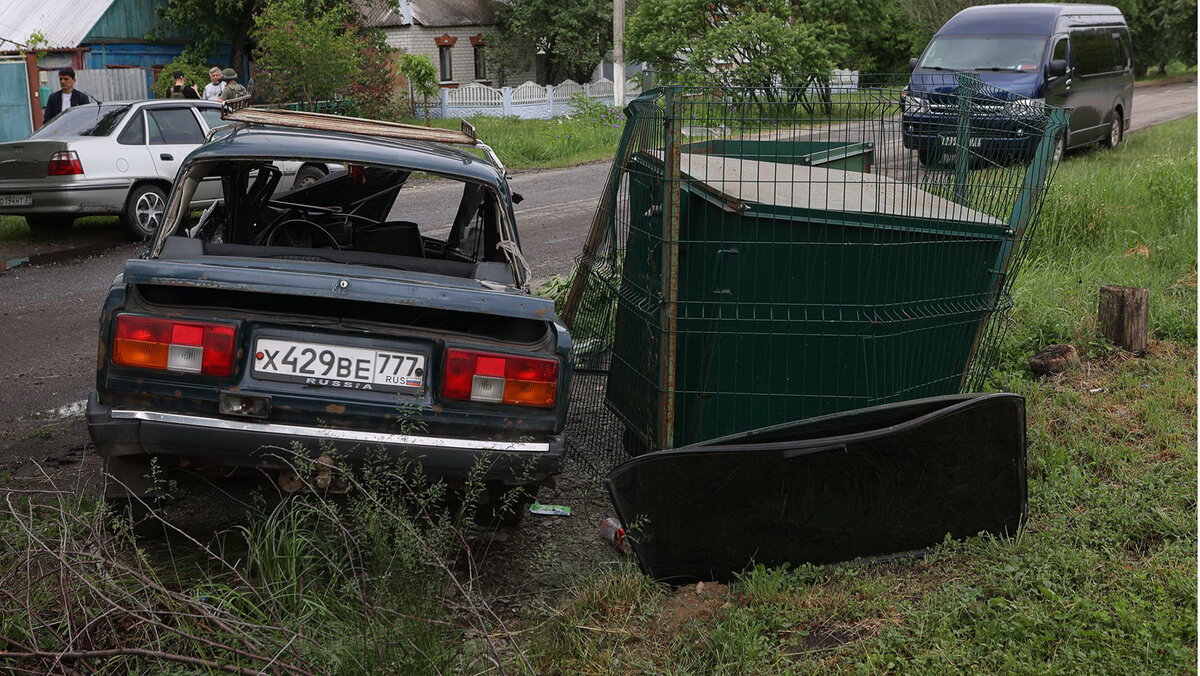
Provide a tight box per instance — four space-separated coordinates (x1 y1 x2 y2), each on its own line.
123 184 166 241
1104 111 1123 150
917 147 942 167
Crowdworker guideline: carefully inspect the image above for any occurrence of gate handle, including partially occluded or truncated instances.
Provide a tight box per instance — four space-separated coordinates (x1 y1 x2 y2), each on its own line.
713 248 739 296
159 153 174 161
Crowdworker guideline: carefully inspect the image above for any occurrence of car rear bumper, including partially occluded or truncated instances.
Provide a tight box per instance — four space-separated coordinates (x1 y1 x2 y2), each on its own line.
87 393 564 485
0 181 130 216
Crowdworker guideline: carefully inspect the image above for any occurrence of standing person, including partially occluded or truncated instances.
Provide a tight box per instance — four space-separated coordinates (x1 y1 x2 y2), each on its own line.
217 68 247 102
168 71 200 99
42 68 91 123
203 66 226 101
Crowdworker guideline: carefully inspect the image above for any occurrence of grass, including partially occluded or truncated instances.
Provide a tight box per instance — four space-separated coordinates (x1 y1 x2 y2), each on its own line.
409 110 625 171
517 117 1198 673
1136 61 1198 82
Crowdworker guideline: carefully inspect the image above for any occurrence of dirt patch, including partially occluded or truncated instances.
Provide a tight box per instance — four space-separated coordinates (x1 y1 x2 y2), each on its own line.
655 582 731 635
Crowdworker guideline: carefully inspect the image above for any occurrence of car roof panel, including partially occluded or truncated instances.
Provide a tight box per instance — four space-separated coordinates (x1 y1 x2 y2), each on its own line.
187 125 504 187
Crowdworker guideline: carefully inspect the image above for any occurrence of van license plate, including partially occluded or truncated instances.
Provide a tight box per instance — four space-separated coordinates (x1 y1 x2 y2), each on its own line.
0 194 32 207
253 338 425 392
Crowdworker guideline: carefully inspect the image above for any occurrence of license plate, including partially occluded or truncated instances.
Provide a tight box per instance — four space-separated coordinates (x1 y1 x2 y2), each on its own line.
253 338 426 393
0 193 32 207
940 136 984 148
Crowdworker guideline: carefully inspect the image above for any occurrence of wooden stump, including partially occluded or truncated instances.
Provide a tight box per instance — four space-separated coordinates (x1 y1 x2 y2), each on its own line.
1030 344 1080 376
1098 285 1149 354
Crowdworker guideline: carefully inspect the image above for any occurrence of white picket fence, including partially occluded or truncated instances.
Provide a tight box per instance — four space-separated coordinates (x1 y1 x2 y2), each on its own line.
425 78 641 120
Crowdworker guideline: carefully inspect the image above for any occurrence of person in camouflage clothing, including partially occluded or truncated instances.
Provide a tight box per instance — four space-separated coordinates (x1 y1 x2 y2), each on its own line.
218 68 248 101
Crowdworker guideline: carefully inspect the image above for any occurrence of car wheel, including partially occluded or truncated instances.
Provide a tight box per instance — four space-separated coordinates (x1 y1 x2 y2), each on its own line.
917 147 942 167
473 485 536 528
25 215 75 234
292 164 327 189
123 184 167 241
1104 110 1123 150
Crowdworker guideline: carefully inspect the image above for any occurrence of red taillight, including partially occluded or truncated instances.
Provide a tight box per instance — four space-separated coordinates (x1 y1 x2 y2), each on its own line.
442 349 558 408
47 151 84 176
113 315 237 377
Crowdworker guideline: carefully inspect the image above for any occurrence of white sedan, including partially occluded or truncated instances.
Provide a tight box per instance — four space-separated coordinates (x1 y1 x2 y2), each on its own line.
0 99 334 239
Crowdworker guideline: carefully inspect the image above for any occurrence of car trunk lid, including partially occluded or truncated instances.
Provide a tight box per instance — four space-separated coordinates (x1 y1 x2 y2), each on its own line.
122 256 553 321
0 140 69 179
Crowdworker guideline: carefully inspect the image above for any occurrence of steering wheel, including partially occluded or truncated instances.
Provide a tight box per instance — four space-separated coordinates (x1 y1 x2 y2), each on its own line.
261 218 341 250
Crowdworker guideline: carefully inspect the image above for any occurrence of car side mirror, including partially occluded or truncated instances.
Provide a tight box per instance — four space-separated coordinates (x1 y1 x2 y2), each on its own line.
909 58 919 71
511 191 524 204
1047 59 1068 78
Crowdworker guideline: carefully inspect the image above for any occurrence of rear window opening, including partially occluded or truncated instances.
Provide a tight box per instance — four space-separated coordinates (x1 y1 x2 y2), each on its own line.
156 159 520 285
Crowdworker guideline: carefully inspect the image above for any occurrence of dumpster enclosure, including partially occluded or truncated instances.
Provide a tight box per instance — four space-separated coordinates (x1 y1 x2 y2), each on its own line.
563 75 1068 471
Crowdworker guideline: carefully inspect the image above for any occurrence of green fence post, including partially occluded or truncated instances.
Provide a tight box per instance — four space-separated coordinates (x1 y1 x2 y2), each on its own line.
953 72 975 204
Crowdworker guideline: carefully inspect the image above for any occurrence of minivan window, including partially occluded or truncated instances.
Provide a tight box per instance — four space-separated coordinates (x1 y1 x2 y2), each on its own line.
1051 37 1068 62
918 36 1048 71
1073 28 1124 75
30 104 132 139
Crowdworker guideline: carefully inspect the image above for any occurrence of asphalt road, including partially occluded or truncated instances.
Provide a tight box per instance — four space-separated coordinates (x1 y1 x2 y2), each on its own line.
0 79 1193 473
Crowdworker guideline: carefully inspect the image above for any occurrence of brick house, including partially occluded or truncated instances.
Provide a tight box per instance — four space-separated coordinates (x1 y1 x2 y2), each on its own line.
360 0 537 89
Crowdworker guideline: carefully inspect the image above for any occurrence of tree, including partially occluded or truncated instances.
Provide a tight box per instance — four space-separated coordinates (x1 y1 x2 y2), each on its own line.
252 0 398 119
1112 0 1197 75
494 0 614 85
153 0 262 72
626 0 850 91
397 53 439 123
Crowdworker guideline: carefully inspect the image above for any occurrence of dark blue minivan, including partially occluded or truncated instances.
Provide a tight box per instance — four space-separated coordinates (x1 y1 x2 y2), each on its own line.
902 4 1133 165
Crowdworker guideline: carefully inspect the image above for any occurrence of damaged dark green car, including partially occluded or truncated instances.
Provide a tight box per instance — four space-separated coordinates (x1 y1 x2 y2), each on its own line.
87 111 572 525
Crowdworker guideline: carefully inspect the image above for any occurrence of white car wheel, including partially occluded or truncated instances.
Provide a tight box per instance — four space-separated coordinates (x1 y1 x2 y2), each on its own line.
124 185 167 241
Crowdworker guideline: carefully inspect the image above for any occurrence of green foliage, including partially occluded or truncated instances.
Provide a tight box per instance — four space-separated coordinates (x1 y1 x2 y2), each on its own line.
416 114 624 170
495 0 613 84
993 117 1198 373
397 52 439 121
252 0 399 119
627 0 851 90
153 0 260 70
252 0 360 105
152 57 211 98
1113 0 1199 75
0 450 523 673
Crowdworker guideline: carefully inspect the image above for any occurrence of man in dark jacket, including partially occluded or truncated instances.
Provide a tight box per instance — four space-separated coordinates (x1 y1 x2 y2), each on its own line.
43 68 90 123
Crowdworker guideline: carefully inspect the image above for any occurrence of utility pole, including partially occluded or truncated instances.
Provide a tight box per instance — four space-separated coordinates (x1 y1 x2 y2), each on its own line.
613 0 625 107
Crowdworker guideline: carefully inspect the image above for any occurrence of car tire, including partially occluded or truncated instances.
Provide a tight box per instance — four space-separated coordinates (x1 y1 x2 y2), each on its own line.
292 164 327 189
1104 110 1123 150
25 215 75 234
473 485 536 528
917 147 942 167
123 184 167 241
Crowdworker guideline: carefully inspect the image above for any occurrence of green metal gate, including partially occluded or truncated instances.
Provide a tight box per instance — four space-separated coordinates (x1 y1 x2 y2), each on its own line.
0 59 32 142
562 74 1068 469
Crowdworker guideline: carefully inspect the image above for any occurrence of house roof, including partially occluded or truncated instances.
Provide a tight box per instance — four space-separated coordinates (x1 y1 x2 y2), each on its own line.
0 0 115 50
359 0 500 28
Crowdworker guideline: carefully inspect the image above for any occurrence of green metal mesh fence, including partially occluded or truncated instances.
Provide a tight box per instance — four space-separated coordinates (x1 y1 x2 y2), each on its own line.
562 74 1069 475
